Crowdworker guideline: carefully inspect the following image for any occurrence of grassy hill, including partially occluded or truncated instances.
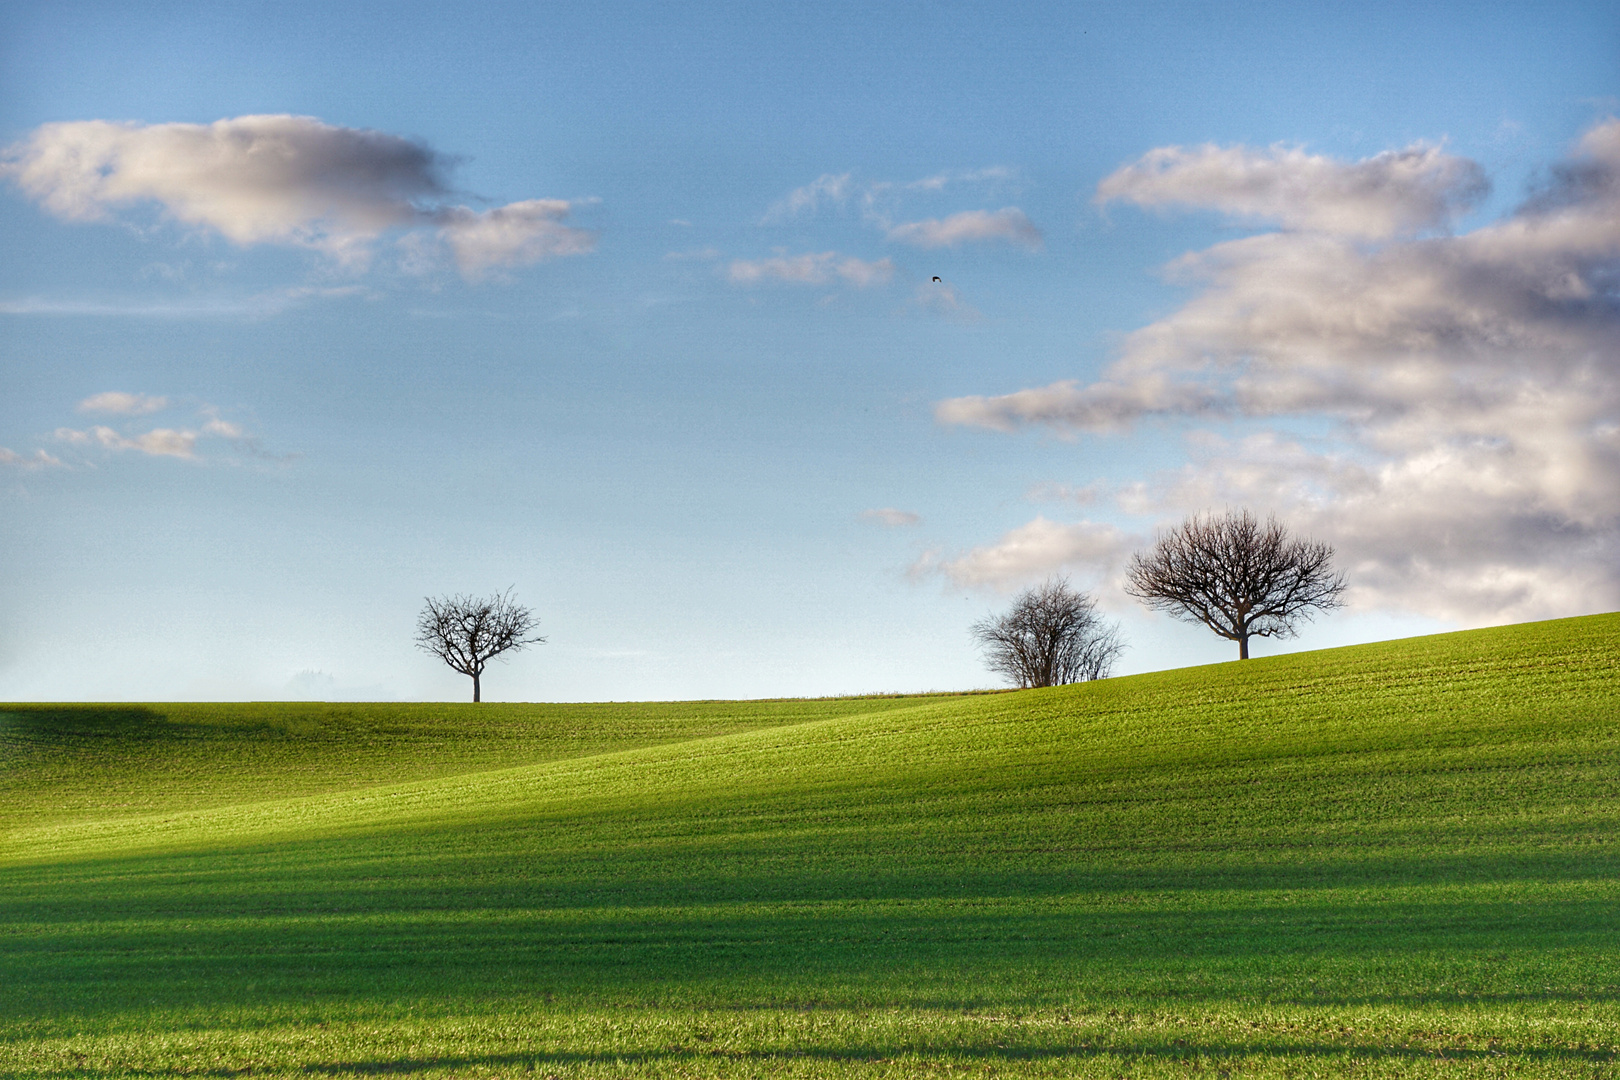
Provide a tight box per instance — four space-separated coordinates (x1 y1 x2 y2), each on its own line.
2 613 1617 1077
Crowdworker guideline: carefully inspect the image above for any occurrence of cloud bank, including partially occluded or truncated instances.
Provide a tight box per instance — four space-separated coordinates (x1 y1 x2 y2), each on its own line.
934 122 1620 622
1 115 594 276
1094 141 1489 238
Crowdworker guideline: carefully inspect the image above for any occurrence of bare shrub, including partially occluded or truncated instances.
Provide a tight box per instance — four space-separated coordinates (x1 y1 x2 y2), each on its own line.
972 578 1125 688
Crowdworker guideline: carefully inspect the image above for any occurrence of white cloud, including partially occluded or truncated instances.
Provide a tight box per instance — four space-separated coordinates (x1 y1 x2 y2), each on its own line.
938 120 1620 623
199 409 295 462
727 251 894 287
76 391 169 415
886 207 1042 249
907 278 980 321
128 429 197 457
49 399 277 463
763 167 1022 234
2 116 445 257
903 166 1017 193
1 115 594 278
762 172 853 222
1095 141 1488 238
56 425 198 458
833 255 895 288
435 199 596 276
0 447 63 469
1027 481 1105 505
1112 426 1620 624
914 517 1133 592
935 376 1217 433
860 507 921 527
0 285 372 319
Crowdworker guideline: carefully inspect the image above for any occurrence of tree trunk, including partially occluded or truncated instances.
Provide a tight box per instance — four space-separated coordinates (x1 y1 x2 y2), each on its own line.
472 671 481 702
1238 634 1249 660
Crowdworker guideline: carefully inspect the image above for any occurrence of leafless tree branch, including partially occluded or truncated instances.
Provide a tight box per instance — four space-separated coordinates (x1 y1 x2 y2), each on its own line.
972 577 1126 688
1124 509 1346 659
415 588 545 701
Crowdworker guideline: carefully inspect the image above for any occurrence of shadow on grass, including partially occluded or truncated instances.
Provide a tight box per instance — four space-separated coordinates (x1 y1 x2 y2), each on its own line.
0 706 173 743
0 706 321 761
4 837 1618 1019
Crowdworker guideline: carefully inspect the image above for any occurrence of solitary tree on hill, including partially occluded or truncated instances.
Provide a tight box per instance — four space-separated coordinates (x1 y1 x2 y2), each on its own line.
415 589 545 702
1124 509 1346 660
972 577 1125 688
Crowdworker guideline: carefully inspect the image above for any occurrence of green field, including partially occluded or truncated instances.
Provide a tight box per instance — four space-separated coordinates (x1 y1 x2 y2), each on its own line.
2 614 1618 1077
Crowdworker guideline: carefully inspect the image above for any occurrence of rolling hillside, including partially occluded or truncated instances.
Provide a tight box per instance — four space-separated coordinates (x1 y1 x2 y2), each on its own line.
2 613 1617 1077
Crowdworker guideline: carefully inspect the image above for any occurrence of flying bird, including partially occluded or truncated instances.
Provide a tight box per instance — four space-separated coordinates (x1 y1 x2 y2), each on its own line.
931 276 942 283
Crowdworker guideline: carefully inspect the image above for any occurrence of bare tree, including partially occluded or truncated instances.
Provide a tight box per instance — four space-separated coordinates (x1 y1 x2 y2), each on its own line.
972 577 1125 688
1124 509 1346 660
415 589 545 701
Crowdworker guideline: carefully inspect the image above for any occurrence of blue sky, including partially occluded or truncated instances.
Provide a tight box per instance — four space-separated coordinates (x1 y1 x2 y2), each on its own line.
2 1 1617 701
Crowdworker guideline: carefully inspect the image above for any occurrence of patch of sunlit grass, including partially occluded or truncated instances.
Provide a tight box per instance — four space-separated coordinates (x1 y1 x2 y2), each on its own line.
1 613 1617 1076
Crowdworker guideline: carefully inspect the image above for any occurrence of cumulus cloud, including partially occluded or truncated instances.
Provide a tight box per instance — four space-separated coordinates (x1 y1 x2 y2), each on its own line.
0 447 63 469
1095 141 1488 238
728 251 894 287
907 278 980 321
2 116 445 254
1109 424 1620 624
46 398 283 464
762 173 853 221
903 166 1017 193
435 199 596 276
55 425 197 458
76 391 169 415
860 507 921 527
914 517 1133 592
829 255 895 288
937 120 1620 623
202 417 244 438
762 167 1027 242
1 115 593 277
886 207 1042 249
936 376 1218 433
